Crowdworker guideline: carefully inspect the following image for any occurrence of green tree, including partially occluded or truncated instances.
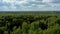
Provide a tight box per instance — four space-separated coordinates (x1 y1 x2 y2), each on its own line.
22 22 29 34
13 27 22 34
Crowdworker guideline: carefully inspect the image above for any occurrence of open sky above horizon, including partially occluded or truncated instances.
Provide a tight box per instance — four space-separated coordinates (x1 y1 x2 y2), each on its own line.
0 0 60 11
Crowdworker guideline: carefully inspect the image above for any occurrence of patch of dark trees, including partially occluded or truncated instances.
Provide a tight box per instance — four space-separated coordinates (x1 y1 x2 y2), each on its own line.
0 15 58 34
0 29 4 34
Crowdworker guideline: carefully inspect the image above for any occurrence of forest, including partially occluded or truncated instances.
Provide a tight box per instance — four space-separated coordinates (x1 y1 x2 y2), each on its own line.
0 12 60 34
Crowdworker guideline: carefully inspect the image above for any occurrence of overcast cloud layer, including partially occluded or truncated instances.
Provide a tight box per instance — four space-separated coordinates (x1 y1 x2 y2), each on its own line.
0 0 60 11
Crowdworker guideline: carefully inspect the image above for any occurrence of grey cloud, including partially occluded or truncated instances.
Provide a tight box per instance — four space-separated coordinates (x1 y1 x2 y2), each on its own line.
48 0 60 3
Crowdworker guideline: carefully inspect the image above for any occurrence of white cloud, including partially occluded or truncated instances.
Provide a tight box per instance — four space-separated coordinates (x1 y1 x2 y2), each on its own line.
0 0 60 11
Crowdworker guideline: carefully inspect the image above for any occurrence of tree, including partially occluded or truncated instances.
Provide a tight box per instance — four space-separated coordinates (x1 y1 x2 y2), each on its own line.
22 22 29 34
39 22 48 30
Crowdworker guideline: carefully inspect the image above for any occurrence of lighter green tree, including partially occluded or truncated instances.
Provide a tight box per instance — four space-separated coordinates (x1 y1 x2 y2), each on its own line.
22 22 30 34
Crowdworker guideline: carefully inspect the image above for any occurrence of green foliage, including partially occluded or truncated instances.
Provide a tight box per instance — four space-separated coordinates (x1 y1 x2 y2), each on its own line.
4 31 8 34
43 25 60 34
0 27 7 31
28 30 34 34
13 27 22 34
0 14 60 34
22 22 29 34
30 21 39 31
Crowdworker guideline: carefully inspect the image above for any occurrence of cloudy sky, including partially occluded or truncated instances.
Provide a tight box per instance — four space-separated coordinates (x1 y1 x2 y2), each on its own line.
0 0 60 11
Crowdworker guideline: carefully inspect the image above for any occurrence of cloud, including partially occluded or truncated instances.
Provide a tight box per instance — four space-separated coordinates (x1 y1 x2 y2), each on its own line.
0 0 60 11
43 0 60 3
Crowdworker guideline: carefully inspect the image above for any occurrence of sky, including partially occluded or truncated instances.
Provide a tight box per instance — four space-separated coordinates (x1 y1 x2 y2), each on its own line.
0 0 60 11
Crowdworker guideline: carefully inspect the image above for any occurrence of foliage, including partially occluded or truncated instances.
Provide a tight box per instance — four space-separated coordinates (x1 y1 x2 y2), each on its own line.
0 14 60 34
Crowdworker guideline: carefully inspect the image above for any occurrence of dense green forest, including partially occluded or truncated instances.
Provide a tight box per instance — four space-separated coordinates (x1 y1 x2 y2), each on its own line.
0 12 60 34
